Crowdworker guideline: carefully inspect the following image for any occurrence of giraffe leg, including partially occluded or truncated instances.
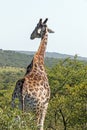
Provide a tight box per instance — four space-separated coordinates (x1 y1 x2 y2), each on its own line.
36 103 48 130
11 100 15 108
18 99 23 110
22 96 25 112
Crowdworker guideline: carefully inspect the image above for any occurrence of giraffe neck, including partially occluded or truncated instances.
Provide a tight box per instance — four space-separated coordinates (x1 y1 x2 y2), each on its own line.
34 32 48 64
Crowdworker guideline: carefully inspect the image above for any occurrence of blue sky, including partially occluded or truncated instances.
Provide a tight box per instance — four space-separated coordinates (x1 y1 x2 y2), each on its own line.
0 0 87 57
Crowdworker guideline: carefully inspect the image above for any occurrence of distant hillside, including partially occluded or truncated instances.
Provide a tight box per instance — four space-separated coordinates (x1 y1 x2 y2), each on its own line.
0 49 59 68
0 49 33 68
17 50 87 61
0 49 87 68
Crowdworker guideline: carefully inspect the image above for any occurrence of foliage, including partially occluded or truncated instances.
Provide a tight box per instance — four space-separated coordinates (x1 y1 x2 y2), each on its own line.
0 107 36 130
0 67 25 90
0 57 87 130
0 67 37 130
47 58 87 130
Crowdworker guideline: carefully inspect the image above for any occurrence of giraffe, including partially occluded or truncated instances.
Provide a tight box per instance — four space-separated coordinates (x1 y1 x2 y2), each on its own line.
11 18 54 130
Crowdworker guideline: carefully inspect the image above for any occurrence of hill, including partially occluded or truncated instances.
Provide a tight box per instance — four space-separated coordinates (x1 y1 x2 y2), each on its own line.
17 50 87 61
0 49 58 68
0 49 87 68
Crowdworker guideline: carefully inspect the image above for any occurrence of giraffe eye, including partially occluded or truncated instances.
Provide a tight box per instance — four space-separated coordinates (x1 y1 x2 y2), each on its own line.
37 28 41 34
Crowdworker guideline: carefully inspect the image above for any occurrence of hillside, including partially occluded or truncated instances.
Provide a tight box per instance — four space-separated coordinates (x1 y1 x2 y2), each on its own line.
17 51 71 59
0 49 32 68
0 49 87 68
18 50 87 61
0 49 59 68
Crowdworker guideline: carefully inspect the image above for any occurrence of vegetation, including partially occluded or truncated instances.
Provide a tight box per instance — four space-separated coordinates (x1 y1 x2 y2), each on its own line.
0 50 33 68
0 57 87 130
47 57 87 130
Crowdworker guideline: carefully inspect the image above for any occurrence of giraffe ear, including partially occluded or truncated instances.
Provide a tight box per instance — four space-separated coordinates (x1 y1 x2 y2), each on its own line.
48 28 55 33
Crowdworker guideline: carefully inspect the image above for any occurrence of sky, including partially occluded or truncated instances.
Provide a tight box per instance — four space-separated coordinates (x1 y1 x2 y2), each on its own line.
0 0 87 57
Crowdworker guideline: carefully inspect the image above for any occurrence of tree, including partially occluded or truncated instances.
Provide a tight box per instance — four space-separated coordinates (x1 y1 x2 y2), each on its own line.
46 58 87 130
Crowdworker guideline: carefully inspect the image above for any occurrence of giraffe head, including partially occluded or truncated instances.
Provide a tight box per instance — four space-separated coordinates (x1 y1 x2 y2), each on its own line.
30 18 54 40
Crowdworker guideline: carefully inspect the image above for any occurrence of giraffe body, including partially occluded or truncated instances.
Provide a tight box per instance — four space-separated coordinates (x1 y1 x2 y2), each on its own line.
22 32 50 130
11 18 54 130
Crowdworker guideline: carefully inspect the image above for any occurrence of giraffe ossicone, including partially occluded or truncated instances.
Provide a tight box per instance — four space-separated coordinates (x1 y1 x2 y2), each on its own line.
11 18 54 130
